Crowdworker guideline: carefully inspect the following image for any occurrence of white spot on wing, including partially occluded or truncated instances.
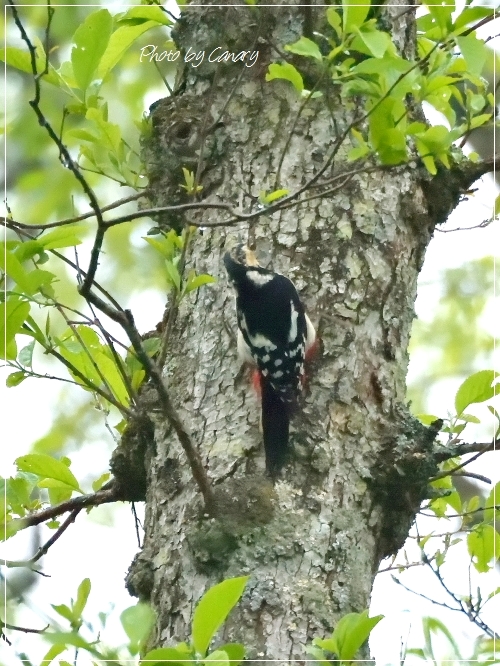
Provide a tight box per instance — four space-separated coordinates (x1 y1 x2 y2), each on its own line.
305 314 316 352
237 329 254 365
247 332 277 350
247 270 273 286
289 301 298 342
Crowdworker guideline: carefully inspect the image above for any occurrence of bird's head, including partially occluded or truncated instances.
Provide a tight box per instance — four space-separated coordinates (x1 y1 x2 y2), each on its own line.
224 243 260 268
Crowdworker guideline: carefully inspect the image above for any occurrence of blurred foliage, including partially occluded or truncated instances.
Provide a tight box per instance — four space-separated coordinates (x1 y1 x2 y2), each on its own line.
408 256 497 414
2 3 179 463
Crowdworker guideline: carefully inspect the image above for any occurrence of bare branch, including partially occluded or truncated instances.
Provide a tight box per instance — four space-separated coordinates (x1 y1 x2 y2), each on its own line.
421 552 500 639
436 217 494 233
434 439 498 463
1 619 49 636
17 486 120 529
418 504 500 521
1 191 148 231
450 471 491 485
4 509 81 570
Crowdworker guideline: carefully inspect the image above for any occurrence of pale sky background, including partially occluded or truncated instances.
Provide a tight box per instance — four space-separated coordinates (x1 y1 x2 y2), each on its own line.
1 2 499 664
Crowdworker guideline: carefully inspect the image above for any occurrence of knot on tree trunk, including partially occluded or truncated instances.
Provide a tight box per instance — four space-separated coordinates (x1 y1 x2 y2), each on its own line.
371 414 443 559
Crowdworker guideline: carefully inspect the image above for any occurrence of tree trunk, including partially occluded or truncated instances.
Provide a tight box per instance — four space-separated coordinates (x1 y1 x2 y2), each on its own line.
121 2 476 661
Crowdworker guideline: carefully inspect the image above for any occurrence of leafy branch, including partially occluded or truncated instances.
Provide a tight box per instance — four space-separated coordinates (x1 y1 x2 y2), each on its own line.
6 0 217 517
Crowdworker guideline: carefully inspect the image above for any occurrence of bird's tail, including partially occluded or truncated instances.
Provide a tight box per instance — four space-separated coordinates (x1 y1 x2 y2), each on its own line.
260 376 291 478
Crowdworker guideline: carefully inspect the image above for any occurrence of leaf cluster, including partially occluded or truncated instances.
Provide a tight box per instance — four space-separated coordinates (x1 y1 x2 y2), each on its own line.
266 0 494 173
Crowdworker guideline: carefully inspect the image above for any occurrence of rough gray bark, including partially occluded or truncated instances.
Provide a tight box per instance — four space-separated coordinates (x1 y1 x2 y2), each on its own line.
120 2 482 661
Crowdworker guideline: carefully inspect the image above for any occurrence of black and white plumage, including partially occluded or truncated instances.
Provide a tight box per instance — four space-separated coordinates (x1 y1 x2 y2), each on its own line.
224 244 316 477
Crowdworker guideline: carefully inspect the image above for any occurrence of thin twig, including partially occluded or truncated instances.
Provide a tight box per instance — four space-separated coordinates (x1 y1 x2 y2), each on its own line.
1 191 149 231
434 439 498 463
4 509 81 570
450 471 491 485
94 317 138 406
16 487 120 529
436 218 494 233
54 303 119 404
0 620 49 635
431 442 496 480
418 504 500 520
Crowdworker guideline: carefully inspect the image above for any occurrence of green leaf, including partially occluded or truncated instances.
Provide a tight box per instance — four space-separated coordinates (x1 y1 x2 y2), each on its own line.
73 578 91 620
165 260 181 292
266 63 304 93
51 603 74 623
415 414 442 426
92 472 110 492
356 26 391 58
18 340 35 368
453 6 493 31
376 128 407 165
313 636 339 655
484 482 500 523
121 602 156 654
467 524 499 573
347 145 370 161
456 34 487 77
119 5 172 26
457 413 480 424
203 650 229 665
39 225 86 250
326 7 342 37
39 643 66 666
43 631 95 649
0 299 31 360
0 246 31 291
306 644 332 664
343 0 370 33
6 474 36 515
6 371 27 387
260 188 290 204
426 1 454 37
85 107 121 152
92 350 129 406
285 37 322 61
14 239 44 262
495 194 500 218
332 609 384 660
24 269 56 296
48 485 73 506
141 647 193 666
467 113 492 130
184 273 217 294
97 21 159 80
16 453 81 491
126 337 160 376
72 9 113 91
422 616 461 660
143 235 177 259
0 46 61 87
455 370 499 415
216 643 245 665
192 576 249 657
487 405 500 439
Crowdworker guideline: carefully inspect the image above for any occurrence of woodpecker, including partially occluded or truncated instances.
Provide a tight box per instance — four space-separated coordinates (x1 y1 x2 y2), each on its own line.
223 244 316 477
